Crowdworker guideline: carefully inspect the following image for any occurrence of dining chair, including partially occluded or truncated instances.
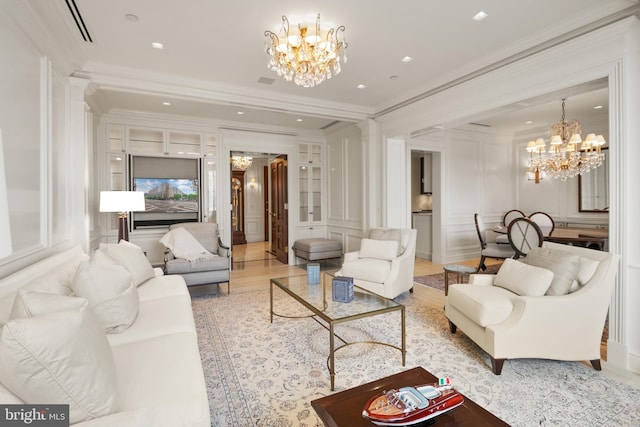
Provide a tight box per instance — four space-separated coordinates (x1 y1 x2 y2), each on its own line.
529 211 555 237
474 213 516 272
507 217 543 259
502 209 526 227
496 209 526 244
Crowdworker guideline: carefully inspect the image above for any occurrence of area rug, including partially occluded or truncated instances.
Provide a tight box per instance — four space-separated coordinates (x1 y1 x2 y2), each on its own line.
414 263 501 292
192 287 640 427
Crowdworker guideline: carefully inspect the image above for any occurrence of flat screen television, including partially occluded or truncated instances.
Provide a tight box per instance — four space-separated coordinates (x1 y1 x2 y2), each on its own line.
132 178 199 227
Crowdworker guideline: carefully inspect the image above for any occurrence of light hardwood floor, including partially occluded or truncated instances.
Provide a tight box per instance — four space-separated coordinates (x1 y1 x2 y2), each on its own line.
226 241 493 293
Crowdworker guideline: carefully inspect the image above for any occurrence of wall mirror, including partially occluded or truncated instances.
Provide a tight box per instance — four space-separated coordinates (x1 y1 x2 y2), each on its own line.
578 148 609 212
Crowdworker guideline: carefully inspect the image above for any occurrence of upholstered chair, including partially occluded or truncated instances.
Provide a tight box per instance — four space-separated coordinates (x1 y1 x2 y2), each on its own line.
160 222 231 292
336 228 417 299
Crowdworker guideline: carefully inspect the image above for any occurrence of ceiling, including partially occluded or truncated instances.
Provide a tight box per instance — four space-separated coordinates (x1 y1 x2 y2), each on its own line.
24 0 639 133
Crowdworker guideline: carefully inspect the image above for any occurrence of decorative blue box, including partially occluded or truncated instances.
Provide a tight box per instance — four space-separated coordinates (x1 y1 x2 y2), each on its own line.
307 263 320 285
332 277 354 302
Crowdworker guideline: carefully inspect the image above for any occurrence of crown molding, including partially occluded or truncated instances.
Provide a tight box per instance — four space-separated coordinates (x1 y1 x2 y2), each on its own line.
80 63 373 123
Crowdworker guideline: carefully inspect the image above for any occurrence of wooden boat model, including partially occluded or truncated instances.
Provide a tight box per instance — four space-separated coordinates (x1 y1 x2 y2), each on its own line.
362 380 464 426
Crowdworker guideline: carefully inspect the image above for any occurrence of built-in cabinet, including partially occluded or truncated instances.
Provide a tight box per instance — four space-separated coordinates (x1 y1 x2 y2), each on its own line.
297 142 326 239
101 122 218 265
413 213 432 259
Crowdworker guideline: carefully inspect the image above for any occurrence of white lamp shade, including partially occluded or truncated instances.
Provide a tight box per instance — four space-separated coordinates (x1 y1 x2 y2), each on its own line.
99 191 146 213
0 129 12 258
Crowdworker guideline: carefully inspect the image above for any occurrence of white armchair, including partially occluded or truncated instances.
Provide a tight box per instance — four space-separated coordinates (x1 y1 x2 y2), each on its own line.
445 242 619 375
336 228 417 299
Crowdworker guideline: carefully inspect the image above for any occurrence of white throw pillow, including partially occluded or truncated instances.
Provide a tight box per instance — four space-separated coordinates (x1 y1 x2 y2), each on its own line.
368 228 404 256
98 241 155 286
0 292 118 424
72 261 139 333
521 247 580 296
358 238 400 261
494 258 555 297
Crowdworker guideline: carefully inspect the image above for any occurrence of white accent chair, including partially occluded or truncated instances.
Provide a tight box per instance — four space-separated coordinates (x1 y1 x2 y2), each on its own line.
336 228 417 299
445 242 619 375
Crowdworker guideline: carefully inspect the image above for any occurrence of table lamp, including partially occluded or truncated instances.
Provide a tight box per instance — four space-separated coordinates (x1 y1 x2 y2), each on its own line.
0 129 12 258
99 191 146 242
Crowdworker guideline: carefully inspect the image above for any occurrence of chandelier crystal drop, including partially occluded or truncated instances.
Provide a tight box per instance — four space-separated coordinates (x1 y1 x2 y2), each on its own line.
264 14 348 88
231 156 253 170
527 98 606 183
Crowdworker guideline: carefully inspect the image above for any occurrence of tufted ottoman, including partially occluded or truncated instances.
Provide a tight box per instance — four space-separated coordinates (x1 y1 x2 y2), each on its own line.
293 238 343 263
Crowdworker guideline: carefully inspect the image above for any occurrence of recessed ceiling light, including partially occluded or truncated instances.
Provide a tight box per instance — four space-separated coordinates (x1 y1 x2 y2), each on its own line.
237 111 244 115
162 101 171 106
125 14 139 22
296 118 303 122
151 42 164 49
473 11 488 21
357 84 366 89
401 56 413 63
594 105 604 109
525 120 533 124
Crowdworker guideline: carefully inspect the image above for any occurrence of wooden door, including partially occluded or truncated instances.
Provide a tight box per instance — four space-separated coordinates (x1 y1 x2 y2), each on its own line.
263 166 269 242
270 156 288 264
231 170 247 245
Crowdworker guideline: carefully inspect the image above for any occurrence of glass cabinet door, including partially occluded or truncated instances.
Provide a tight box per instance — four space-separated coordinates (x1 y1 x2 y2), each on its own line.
299 165 322 223
299 165 309 222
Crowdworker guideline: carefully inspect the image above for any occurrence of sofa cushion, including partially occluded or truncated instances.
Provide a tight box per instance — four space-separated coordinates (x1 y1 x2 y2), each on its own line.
0 293 118 424
447 285 515 327
72 261 140 333
494 258 554 296
339 258 392 283
358 238 399 261
521 247 580 296
165 255 228 275
98 241 155 287
369 228 404 255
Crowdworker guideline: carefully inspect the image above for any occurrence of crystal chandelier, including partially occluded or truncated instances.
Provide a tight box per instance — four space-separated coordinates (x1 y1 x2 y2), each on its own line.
264 14 347 88
231 156 253 170
527 98 606 183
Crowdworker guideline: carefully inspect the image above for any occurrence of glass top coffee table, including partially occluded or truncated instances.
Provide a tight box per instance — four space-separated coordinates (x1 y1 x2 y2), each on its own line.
270 271 406 391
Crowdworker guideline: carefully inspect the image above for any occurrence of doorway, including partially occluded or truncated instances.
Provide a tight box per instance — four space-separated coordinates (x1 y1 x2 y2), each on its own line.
230 151 288 265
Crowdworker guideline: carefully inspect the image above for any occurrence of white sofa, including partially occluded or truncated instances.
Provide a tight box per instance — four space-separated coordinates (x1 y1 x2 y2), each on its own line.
0 245 210 426
445 242 619 375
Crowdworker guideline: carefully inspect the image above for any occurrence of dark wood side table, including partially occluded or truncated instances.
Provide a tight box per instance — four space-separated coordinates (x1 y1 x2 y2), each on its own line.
311 366 509 427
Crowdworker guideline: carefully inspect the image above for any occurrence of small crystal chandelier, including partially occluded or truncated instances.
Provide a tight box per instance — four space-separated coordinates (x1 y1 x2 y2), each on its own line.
527 98 606 183
264 14 347 88
231 156 253 170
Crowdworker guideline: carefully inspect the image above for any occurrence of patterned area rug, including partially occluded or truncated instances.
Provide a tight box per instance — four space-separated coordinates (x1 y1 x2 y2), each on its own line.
414 264 501 292
192 287 639 427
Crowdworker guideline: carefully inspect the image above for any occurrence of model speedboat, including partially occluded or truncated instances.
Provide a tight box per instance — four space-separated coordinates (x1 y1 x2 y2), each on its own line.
362 378 464 426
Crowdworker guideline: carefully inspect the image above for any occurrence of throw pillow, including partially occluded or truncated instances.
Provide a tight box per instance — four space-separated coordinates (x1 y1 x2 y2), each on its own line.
493 258 554 296
0 293 118 424
98 241 155 286
358 238 399 261
9 289 87 320
159 227 213 262
521 247 581 296
368 228 405 256
72 261 139 333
